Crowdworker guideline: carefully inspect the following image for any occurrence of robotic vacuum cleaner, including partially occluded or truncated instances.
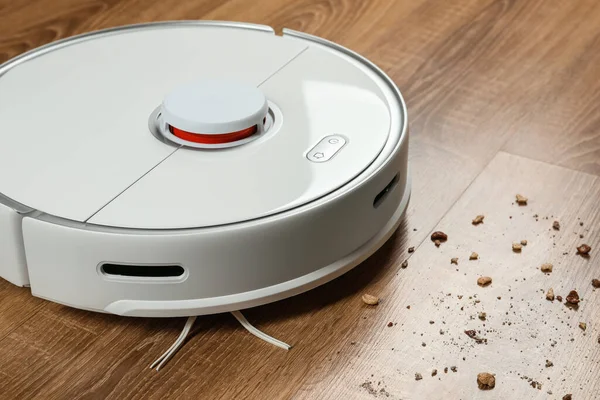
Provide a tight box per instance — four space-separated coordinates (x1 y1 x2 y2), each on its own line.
0 21 410 318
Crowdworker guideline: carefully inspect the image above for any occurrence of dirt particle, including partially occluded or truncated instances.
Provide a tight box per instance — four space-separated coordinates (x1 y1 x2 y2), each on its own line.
408 247 415 253
431 231 448 242
432 369 438 377
421 342 426 347
545 360 553 367
401 260 408 269
472 215 485 225
477 276 492 287
540 263 553 273
444 367 448 373
360 382 377 395
579 322 586 331
553 220 560 230
415 373 422 381
556 295 563 302
470 252 479 260
577 244 591 256
593 279 600 288
362 294 379 306
546 288 555 301
387 322 393 327
512 242 522 252
566 290 580 305
521 239 528 246
477 372 496 390
406 305 410 309
515 194 528 205
478 312 487 321
450 366 457 372
451 257 459 265
563 395 572 400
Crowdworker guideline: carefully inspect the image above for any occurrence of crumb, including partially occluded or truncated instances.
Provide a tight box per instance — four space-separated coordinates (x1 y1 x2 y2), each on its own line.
593 279 600 288
432 369 438 376
401 260 408 269
497 296 501 300
579 322 586 331
553 220 560 230
406 305 411 309
435 240 441 247
451 366 457 372
540 263 553 273
362 294 379 305
472 215 485 225
477 276 492 287
451 257 459 265
546 288 554 301
478 312 487 321
577 244 591 255
512 242 522 252
546 360 553 367
431 231 448 242
556 295 563 302
566 290 580 305
580 234 584 238
387 322 393 327
580 222 584 226
360 382 377 395
477 372 495 390
521 239 528 246
470 252 479 260
439 329 444 335
563 395 572 400
415 373 422 381
429 320 435 324
516 194 528 205
444 367 448 373
408 247 415 253
422 342 426 347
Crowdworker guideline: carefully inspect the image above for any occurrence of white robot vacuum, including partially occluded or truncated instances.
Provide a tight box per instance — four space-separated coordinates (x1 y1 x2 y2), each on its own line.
0 21 410 321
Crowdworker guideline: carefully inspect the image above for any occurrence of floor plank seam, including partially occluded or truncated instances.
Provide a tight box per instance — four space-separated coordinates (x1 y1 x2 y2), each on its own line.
0 302 47 343
498 149 600 179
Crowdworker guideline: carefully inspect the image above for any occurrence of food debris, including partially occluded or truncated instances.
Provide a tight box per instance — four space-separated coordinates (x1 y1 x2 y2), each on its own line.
415 373 422 381
546 288 555 301
512 242 522 252
515 194 528 205
451 257 459 265
434 240 441 247
563 395 572 400
432 369 438 377
387 322 393 327
408 247 415 253
556 295 563 302
472 215 485 225
521 239 528 246
401 260 408 269
477 373 495 390
545 360 553 368
593 279 600 288
362 294 379 306
540 263 553 273
470 252 479 260
477 276 492 287
450 366 457 372
444 367 448 373
478 312 487 320
566 290 580 305
465 330 487 344
431 231 448 242
577 244 591 255
553 220 560 230
579 322 587 331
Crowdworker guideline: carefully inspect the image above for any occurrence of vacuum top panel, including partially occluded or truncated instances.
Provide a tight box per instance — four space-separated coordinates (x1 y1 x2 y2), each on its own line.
0 23 397 229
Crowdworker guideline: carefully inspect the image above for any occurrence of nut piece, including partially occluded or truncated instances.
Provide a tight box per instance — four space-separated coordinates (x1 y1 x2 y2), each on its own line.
540 263 553 273
592 279 600 288
546 288 555 301
553 220 560 230
477 276 492 287
521 240 528 246
362 294 379 306
577 244 591 255
472 215 485 225
470 252 479 260
512 242 523 252
477 372 496 390
415 373 423 381
451 257 459 265
434 240 441 247
579 322 586 331
431 231 448 241
515 194 528 205
478 312 487 320
566 290 580 305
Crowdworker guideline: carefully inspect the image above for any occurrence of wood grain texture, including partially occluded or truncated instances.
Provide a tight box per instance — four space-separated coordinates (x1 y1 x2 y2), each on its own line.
0 0 599 399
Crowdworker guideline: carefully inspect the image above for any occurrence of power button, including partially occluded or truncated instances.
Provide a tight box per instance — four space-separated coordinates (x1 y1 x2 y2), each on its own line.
306 135 347 163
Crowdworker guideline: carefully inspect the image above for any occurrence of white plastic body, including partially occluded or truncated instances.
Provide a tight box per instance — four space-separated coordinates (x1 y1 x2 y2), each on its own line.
0 22 410 317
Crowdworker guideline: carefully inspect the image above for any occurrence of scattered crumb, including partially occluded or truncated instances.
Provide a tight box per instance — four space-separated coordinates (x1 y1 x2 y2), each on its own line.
553 220 560 230
415 373 422 381
435 240 441 247
512 242 522 252
477 276 492 287
406 305 410 309
470 252 479 260
472 215 485 225
579 322 586 331
477 372 496 390
593 279 600 288
421 342 426 347
566 290 580 305
432 369 438 377
546 288 555 301
580 234 584 238
563 395 572 400
465 330 487 344
387 322 393 327
450 366 457 372
401 260 408 269
444 367 448 373
515 194 528 205
540 263 553 273
478 312 487 321
545 360 553 368
580 222 584 226
577 244 591 255
556 295 563 302
429 320 435 324
362 294 379 306
408 247 415 253
521 239 528 246
451 257 459 265
431 231 448 242
360 382 377 395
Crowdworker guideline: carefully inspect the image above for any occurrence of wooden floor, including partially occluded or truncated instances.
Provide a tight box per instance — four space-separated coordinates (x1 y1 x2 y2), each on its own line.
1 0 599 398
